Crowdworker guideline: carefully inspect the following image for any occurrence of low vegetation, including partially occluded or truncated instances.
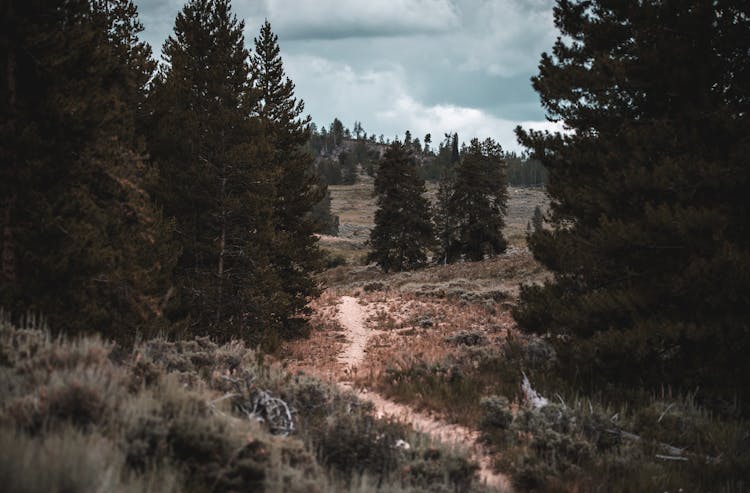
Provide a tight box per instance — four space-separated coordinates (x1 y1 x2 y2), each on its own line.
347 290 750 492
0 314 496 493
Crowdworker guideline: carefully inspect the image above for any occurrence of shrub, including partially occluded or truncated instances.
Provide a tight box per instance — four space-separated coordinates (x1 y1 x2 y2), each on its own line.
0 315 490 492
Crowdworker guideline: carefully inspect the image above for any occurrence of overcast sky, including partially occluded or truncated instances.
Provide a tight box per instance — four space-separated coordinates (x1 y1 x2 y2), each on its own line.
135 0 560 152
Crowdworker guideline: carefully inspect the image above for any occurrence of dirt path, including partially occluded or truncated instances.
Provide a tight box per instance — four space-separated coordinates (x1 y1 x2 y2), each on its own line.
336 296 512 492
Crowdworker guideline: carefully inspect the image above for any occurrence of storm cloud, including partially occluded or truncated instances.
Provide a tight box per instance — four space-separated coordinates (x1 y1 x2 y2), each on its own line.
136 0 560 152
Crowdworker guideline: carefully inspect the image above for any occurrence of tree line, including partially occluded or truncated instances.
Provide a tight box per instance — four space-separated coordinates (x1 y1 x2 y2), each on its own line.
307 120 546 187
1 0 329 347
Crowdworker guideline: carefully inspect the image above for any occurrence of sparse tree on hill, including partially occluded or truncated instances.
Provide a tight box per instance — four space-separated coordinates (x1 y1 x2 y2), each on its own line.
368 142 434 272
515 0 750 399
353 121 365 139
310 189 339 236
404 130 412 147
451 133 460 163
330 118 344 148
339 151 358 185
434 167 456 264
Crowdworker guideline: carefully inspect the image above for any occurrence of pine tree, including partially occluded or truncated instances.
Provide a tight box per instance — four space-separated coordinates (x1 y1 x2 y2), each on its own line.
515 0 750 398
251 20 325 338
424 133 432 155
330 118 344 148
434 167 456 265
531 205 544 233
339 151 358 185
404 130 412 147
368 142 434 272
445 138 508 262
146 0 281 344
450 133 460 164
1 0 177 342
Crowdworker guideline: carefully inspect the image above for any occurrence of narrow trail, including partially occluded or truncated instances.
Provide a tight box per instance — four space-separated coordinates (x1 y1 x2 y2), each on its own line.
335 296 512 492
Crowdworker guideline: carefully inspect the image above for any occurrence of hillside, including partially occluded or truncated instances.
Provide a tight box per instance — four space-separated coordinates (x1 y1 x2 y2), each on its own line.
320 178 549 266
289 181 750 492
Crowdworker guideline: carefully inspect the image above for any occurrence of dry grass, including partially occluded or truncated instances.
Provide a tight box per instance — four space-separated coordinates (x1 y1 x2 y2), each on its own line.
281 291 347 379
319 177 548 266
321 245 549 300
354 293 513 383
0 314 491 493
302 179 749 492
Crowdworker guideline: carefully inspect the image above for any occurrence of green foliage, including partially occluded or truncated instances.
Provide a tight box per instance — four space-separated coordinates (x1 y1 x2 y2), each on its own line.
515 0 750 404
531 206 544 234
145 0 282 345
436 138 508 263
368 142 435 272
505 154 547 187
317 157 344 185
252 20 325 339
310 189 340 236
0 0 177 343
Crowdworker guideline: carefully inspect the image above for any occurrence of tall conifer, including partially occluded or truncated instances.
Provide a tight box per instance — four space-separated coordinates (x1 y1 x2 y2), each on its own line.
445 138 508 262
146 0 280 343
251 20 325 337
515 0 750 398
0 0 177 342
368 142 434 272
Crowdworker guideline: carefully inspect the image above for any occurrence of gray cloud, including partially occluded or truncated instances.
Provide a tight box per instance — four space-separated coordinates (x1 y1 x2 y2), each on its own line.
135 0 559 152
265 0 460 40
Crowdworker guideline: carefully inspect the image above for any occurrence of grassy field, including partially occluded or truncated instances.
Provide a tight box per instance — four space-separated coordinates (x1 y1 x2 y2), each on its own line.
320 177 548 266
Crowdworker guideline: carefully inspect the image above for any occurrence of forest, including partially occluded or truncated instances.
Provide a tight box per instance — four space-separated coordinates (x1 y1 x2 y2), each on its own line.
1 0 749 492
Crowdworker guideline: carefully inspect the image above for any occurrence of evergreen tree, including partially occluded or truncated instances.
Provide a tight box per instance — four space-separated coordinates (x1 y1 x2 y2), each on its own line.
368 142 434 272
434 166 456 264
450 133 460 163
515 0 750 399
310 190 339 236
330 118 344 148
339 151 358 185
413 137 422 154
317 158 343 185
0 0 177 342
445 138 508 262
404 130 412 147
251 20 324 338
353 121 364 139
146 0 281 344
531 205 544 233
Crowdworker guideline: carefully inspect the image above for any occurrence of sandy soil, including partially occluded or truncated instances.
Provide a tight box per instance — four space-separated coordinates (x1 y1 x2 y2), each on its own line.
335 296 512 492
337 296 381 371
